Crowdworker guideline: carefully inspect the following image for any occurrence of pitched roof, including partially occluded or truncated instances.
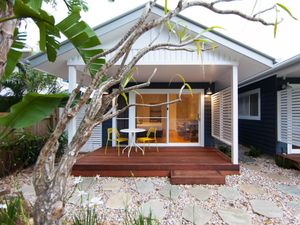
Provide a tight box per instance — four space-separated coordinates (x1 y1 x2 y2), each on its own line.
28 3 275 66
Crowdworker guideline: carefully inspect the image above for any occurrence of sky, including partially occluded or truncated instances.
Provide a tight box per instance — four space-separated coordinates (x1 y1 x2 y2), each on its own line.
25 0 300 62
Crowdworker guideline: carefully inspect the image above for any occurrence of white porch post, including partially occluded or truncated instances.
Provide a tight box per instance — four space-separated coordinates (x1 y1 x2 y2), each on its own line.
231 65 239 164
128 92 135 144
67 65 77 144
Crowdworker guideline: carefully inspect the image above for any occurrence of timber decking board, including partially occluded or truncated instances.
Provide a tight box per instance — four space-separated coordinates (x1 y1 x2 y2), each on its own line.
280 154 300 163
72 147 239 177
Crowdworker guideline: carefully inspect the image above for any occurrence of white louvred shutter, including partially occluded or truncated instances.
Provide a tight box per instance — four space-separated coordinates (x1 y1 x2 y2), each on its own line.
292 89 300 146
278 88 300 146
76 105 102 152
222 88 232 143
211 88 232 145
212 92 220 138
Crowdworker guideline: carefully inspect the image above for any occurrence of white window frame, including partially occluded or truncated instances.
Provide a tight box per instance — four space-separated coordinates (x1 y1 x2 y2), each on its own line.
238 88 261 120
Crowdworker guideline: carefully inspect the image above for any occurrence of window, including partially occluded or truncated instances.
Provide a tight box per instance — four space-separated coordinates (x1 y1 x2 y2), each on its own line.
238 89 260 120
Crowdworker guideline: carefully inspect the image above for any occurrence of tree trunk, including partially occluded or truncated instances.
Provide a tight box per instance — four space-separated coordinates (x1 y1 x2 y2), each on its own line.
33 191 64 225
0 1 17 77
33 116 98 224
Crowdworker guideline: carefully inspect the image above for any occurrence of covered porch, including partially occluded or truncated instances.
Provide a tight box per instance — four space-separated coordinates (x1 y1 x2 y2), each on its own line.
72 147 239 184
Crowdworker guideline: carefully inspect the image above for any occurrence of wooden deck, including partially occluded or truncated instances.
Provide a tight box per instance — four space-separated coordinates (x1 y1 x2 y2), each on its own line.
276 154 300 170
72 147 240 182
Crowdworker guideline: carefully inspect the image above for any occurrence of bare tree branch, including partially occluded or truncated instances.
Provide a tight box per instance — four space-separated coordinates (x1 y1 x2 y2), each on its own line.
253 5 276 18
182 1 274 26
211 0 238 7
99 84 187 125
85 0 157 71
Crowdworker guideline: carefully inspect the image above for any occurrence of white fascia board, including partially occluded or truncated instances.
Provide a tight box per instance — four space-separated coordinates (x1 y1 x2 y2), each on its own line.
151 7 274 67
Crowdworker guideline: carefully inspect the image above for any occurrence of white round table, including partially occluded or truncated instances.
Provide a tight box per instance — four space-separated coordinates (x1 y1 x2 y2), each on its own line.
120 128 146 157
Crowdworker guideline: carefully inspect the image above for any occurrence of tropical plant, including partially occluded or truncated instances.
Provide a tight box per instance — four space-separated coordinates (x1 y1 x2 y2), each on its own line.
1 66 61 96
0 195 30 225
0 0 296 225
247 145 262 158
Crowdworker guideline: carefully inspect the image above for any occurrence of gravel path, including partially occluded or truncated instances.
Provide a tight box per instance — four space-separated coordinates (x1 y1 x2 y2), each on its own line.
1 156 299 225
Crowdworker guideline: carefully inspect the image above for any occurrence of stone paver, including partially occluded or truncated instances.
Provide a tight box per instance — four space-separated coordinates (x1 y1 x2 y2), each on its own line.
243 164 261 172
266 173 291 183
287 201 300 216
188 187 212 201
218 186 240 200
79 177 95 189
106 192 131 209
276 185 300 198
133 181 155 194
159 185 181 200
182 205 212 225
102 180 123 192
218 208 251 225
20 183 36 204
140 199 166 221
239 184 264 195
69 189 97 205
250 200 283 218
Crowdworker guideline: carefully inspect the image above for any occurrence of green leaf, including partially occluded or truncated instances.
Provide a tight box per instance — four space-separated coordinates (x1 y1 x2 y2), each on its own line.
201 26 224 35
27 0 43 11
122 67 137 88
37 21 46 51
274 15 278 38
0 93 68 129
57 10 104 76
12 0 60 65
0 1 6 12
184 83 193 95
276 3 297 20
121 93 128 105
164 0 168 14
195 39 202 56
3 29 26 80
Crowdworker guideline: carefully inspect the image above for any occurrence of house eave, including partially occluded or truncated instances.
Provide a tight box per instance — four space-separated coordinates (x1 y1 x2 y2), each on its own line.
239 54 300 87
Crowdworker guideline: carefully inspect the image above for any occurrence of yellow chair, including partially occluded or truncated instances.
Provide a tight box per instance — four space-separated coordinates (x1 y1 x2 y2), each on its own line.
105 128 128 156
137 127 159 152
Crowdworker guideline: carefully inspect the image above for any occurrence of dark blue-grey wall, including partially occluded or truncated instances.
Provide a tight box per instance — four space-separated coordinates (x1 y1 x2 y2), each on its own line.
102 82 214 147
239 76 277 155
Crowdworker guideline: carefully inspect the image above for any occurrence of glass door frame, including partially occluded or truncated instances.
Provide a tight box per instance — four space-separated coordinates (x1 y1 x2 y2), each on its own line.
117 89 205 147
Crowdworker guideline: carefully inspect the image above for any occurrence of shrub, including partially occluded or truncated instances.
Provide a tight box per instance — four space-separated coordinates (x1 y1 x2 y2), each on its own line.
247 146 262 158
0 132 48 177
218 145 231 157
0 130 67 177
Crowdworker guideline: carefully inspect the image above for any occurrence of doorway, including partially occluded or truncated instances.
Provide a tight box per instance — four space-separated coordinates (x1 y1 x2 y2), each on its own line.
130 89 204 146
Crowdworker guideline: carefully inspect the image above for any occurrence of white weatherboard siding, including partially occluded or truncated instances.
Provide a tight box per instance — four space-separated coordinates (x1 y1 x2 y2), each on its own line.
278 88 300 152
76 105 102 152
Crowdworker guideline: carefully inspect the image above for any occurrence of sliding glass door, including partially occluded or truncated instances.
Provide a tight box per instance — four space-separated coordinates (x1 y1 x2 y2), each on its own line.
133 90 203 146
169 94 199 143
135 94 167 143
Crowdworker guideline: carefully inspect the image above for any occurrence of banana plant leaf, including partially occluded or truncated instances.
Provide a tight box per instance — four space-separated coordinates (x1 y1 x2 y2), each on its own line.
0 93 68 129
57 9 105 76
3 29 27 80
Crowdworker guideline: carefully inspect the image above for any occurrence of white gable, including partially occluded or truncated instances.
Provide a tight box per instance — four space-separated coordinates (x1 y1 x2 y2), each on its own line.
28 4 274 90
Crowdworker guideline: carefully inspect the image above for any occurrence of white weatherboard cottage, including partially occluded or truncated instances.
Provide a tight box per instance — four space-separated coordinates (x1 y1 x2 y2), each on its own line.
28 4 276 165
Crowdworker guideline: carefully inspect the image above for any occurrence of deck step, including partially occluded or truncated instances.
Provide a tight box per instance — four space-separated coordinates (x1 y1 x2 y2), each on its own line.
170 170 225 185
